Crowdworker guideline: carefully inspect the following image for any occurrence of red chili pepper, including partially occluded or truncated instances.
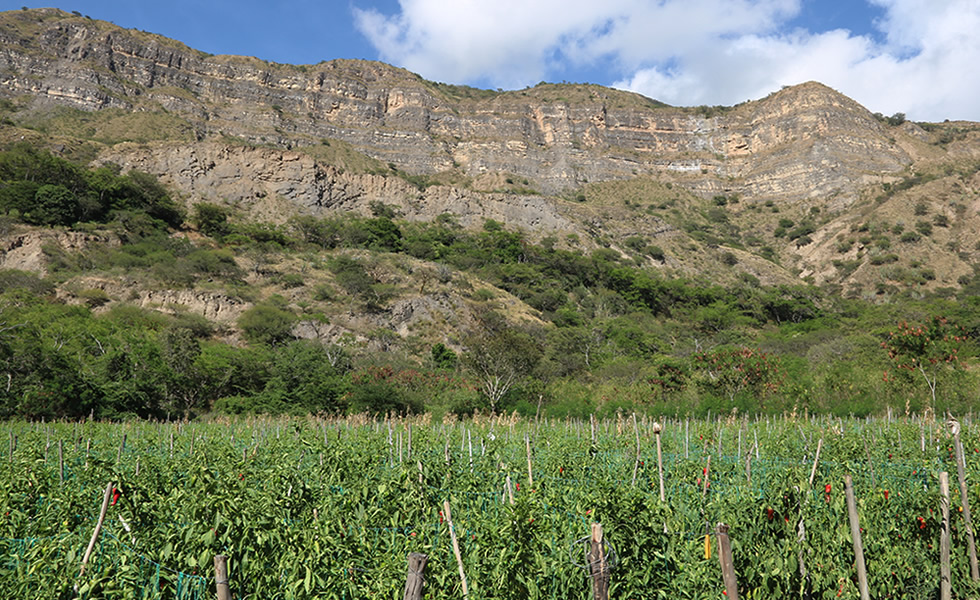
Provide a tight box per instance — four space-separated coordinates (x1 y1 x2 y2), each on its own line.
884 490 889 501
111 487 121 506
766 508 774 521
825 484 832 494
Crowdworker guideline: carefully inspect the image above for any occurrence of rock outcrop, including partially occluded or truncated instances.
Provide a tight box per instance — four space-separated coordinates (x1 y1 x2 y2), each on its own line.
0 8 910 208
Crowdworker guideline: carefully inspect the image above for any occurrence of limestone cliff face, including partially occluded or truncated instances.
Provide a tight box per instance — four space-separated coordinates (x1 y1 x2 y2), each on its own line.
98 142 587 240
0 8 911 207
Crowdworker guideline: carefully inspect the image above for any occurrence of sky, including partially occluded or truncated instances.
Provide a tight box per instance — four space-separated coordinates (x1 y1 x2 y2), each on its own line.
8 0 980 122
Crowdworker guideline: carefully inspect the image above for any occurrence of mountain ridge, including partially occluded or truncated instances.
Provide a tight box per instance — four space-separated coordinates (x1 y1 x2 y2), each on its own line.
2 7 980 300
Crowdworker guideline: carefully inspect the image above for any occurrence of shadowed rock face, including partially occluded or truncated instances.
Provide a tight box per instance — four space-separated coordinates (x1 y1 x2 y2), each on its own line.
1 8 910 207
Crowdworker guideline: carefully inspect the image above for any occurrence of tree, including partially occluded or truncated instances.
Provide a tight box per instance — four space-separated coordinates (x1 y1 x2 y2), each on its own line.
694 346 782 408
463 328 541 413
193 202 232 238
238 302 295 347
882 316 969 413
159 326 205 417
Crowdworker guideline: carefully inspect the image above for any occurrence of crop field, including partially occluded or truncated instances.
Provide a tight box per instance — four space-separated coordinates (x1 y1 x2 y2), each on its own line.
2 413 979 599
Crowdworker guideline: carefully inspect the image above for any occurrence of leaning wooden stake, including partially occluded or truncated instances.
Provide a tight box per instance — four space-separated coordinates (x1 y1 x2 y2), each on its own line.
940 471 952 600
79 482 114 578
716 523 739 600
949 418 980 580
587 522 610 600
214 555 231 600
403 552 428 600
844 474 870 600
808 438 823 487
443 500 468 598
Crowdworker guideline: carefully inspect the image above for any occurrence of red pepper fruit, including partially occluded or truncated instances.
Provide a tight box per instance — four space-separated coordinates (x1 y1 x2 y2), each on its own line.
111 487 121 506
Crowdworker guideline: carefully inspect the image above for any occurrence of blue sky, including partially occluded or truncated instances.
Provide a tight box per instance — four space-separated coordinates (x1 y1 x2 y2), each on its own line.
8 1 980 121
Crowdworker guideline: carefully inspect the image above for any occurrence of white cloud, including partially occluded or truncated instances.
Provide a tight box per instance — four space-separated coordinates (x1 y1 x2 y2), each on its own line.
354 0 980 121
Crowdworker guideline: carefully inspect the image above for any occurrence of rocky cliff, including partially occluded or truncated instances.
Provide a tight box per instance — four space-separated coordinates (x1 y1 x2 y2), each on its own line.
1 8 909 206
3 7 980 300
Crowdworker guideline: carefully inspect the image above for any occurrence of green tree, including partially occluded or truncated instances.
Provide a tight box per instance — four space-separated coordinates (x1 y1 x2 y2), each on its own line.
239 303 295 347
463 328 542 413
694 346 783 409
882 316 969 413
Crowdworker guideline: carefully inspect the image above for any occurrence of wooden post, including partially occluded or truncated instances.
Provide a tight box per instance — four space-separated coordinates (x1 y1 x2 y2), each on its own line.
940 472 952 600
950 419 980 580
443 500 468 597
844 474 870 600
654 422 665 502
58 440 64 485
702 456 711 498
808 438 823 487
716 523 739 600
79 482 114 578
403 552 428 600
214 555 231 600
117 434 126 464
525 433 533 486
587 522 610 600
631 414 641 488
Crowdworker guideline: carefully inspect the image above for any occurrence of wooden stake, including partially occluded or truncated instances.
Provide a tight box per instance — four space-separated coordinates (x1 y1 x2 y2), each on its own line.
716 523 739 600
116 434 126 464
844 474 870 600
702 456 711 499
58 440 64 485
940 471 952 600
443 500 468 597
808 438 823 487
214 555 231 600
587 522 610 600
950 420 980 580
652 422 665 502
79 482 114 578
506 474 515 505
630 414 641 488
525 433 533 486
403 552 428 600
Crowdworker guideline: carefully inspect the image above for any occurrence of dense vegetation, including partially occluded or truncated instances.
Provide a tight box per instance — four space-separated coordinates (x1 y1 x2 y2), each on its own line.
2 144 980 420
2 416 977 599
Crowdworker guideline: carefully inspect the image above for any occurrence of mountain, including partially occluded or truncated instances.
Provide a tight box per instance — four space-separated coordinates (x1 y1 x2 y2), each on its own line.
3 8 980 418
